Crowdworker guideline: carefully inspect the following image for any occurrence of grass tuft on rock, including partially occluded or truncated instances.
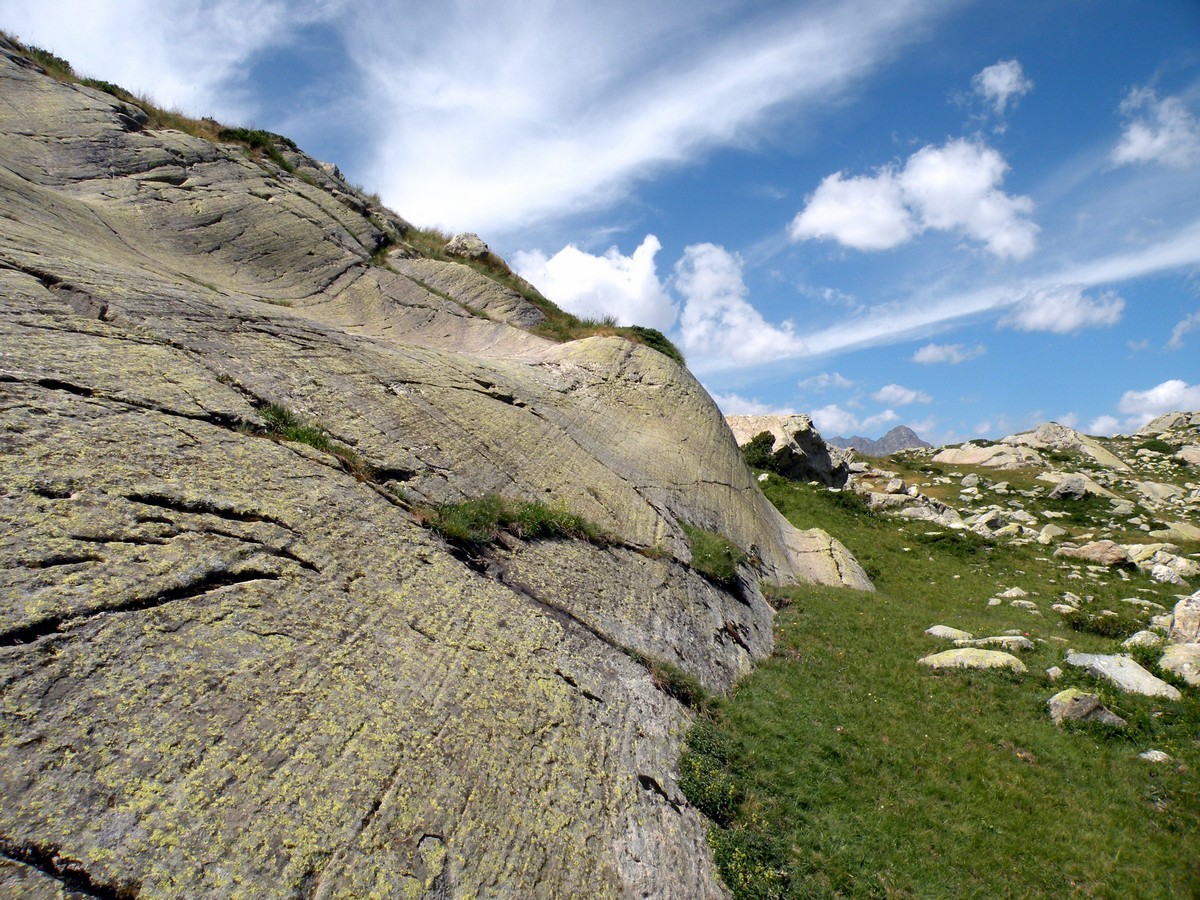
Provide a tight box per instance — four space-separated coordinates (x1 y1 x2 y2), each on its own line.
258 403 373 481
427 494 606 546
681 523 747 587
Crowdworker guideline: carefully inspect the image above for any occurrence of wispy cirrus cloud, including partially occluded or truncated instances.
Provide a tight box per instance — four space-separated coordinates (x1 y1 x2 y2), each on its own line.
913 342 986 364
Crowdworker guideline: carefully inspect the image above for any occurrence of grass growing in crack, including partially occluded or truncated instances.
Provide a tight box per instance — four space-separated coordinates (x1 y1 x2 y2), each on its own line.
681 523 747 587
258 403 373 480
685 475 1200 899
426 494 606 546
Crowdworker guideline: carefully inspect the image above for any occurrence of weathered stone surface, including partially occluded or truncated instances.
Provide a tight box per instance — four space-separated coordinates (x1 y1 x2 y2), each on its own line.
1003 421 1130 470
926 625 973 641
391 256 547 328
1047 689 1127 727
932 443 1043 469
1063 652 1182 700
2 47 847 896
1122 630 1165 650
1169 592 1200 644
444 231 490 259
726 414 850 487
1054 541 1131 568
918 649 1027 673
1159 643 1200 687
1139 749 1172 763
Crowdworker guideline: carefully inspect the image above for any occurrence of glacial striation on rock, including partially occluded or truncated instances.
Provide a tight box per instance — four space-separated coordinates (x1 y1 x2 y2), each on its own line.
0 40 872 897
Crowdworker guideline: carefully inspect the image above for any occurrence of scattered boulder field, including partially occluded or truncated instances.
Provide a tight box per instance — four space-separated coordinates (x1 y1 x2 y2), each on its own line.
732 412 1200 735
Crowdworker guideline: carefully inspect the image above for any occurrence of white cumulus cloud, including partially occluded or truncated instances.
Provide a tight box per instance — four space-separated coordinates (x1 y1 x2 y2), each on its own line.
1087 414 1121 436
810 404 899 437
674 243 809 371
972 59 1033 114
512 236 677 330
1117 379 1200 427
912 342 986 364
790 138 1038 259
1001 284 1124 333
873 384 931 405
709 391 792 416
788 170 914 250
1112 87 1200 169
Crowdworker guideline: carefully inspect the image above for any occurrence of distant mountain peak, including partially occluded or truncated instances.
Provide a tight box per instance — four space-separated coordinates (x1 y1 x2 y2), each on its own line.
827 425 931 456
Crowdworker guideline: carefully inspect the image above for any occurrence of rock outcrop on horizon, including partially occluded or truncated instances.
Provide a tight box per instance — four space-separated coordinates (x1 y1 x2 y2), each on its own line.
0 41 872 897
726 414 853 488
827 425 930 457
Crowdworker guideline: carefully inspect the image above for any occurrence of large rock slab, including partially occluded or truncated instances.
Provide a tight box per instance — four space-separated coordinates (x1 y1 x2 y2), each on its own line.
1003 421 1130 470
1064 652 1181 700
932 443 1043 469
918 649 1027 673
1 43 838 896
1054 540 1131 568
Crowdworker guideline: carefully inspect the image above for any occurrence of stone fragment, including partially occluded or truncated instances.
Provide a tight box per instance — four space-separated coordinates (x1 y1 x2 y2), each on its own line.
926 625 973 641
918 649 1027 673
1063 651 1181 700
1159 643 1200 687
1054 540 1131 568
1038 524 1067 545
1169 592 1200 643
1046 666 1063 681
1139 750 1171 763
997 587 1029 598
1048 474 1093 500
1150 564 1184 585
1009 600 1040 613
1047 689 1127 727
1122 631 1164 650
961 473 980 488
444 231 490 259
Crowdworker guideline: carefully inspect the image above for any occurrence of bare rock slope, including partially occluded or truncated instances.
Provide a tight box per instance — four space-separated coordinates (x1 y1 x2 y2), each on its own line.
0 41 869 897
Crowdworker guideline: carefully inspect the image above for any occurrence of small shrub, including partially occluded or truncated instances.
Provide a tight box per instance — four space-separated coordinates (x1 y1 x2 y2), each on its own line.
1136 438 1177 454
915 529 989 558
740 432 777 470
679 719 741 825
709 827 792 900
682 523 747 587
646 657 711 710
1060 608 1142 640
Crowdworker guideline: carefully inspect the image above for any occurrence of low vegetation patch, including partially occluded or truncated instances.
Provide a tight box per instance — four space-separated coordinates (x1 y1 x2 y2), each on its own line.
681 523 747 587
425 493 606 546
257 403 373 481
689 475 1199 898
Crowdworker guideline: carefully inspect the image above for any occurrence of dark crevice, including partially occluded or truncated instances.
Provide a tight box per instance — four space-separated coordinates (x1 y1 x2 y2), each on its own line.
0 837 140 898
200 525 321 574
36 377 95 397
21 553 103 569
555 668 603 704
0 568 281 647
125 491 295 532
637 774 682 813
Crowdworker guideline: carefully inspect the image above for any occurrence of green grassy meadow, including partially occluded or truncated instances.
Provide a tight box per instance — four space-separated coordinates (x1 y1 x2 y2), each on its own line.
695 476 1200 898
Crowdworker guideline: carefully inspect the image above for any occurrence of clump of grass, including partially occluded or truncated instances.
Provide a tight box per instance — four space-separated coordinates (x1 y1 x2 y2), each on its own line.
427 494 605 546
258 403 373 480
217 127 297 173
681 523 747 587
631 652 713 711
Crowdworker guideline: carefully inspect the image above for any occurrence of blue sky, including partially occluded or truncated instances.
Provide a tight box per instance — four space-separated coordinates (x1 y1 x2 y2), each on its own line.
6 0 1199 443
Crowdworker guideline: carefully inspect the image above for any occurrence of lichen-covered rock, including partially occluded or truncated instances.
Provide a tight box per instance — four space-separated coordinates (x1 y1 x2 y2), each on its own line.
1063 651 1181 700
1 44 883 896
1159 643 1200 687
726 414 851 487
918 649 1027 673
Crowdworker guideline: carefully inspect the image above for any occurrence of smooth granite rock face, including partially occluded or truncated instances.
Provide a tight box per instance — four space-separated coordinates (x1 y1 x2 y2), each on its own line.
0 45 883 896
